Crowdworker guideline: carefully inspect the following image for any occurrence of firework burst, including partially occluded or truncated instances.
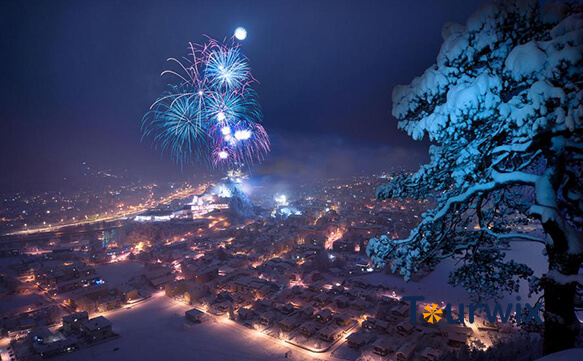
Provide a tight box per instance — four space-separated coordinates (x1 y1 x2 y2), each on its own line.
142 35 269 169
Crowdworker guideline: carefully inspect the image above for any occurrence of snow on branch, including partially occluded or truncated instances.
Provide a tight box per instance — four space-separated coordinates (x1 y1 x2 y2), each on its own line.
546 269 583 287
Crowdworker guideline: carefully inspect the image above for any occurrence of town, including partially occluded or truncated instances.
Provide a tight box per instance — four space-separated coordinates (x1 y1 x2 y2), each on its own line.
0 174 532 361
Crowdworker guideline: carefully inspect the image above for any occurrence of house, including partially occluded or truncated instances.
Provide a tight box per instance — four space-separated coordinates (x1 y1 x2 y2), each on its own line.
396 342 416 361
254 298 276 310
193 265 219 283
419 347 442 361
332 240 355 252
344 289 359 300
279 315 301 332
56 277 97 294
95 295 122 313
116 283 139 303
447 332 467 348
237 308 255 321
334 314 352 327
69 296 92 312
299 321 319 337
230 277 278 297
362 289 378 302
373 338 395 356
313 293 329 307
319 325 342 342
363 317 376 330
392 303 409 318
81 316 113 343
34 336 79 358
280 303 295 315
29 326 55 348
183 282 209 304
213 300 232 313
397 321 415 335
150 274 175 289
143 267 173 288
62 312 88 335
216 291 235 303
259 311 277 326
308 280 327 293
315 309 333 323
334 295 350 308
351 299 372 311
299 290 317 302
185 308 206 323
299 305 315 318
347 332 375 349
375 319 390 333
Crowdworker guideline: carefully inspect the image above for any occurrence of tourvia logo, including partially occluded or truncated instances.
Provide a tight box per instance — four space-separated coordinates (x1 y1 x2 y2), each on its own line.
402 296 543 325
422 303 443 324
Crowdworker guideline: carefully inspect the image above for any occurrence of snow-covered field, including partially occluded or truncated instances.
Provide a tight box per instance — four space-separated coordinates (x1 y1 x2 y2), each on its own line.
358 240 547 305
52 295 323 361
95 261 144 285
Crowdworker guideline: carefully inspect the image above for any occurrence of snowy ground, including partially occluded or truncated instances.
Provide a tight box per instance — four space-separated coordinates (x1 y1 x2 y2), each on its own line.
534 348 583 361
95 261 144 286
51 295 326 361
357 240 547 305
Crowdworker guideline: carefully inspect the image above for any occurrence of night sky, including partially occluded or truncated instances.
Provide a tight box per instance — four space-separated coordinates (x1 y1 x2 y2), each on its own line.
0 0 487 190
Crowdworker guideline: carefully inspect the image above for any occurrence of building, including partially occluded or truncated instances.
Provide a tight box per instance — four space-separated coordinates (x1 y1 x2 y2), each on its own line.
396 342 416 361
332 240 355 252
347 332 375 349
116 283 139 303
373 338 395 356
185 308 205 323
34 337 79 358
419 347 442 361
237 308 255 321
143 266 174 289
279 315 301 332
166 280 208 304
315 309 333 323
299 321 319 337
319 325 342 342
333 314 352 327
229 276 277 298
81 316 113 343
397 321 415 335
447 332 468 348
259 311 277 326
62 312 89 335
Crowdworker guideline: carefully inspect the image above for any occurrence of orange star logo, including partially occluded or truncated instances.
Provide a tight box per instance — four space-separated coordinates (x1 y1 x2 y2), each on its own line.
422 303 443 323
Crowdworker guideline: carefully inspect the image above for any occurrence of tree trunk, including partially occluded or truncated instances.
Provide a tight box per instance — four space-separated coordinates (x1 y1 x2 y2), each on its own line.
542 260 580 355
540 145 581 355
542 230 581 355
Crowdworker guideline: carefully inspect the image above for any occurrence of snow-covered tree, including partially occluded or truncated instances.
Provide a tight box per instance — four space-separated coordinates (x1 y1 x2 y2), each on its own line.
367 0 582 355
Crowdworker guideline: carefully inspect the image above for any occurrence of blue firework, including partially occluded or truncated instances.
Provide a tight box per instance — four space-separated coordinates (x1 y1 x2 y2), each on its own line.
142 85 211 166
142 36 270 169
205 47 251 90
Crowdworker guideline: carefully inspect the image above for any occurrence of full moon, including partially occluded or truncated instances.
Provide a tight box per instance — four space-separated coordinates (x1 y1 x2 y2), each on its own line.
234 27 247 40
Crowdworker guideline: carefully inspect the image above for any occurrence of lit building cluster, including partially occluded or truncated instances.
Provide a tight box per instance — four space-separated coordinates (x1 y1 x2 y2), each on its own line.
0 174 521 360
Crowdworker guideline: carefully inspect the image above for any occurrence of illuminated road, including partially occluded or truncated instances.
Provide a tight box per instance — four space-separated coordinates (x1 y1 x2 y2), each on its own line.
3 185 206 237
466 316 493 349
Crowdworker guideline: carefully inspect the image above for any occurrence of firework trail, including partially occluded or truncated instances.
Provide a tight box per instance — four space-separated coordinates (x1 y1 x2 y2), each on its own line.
142 35 269 169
